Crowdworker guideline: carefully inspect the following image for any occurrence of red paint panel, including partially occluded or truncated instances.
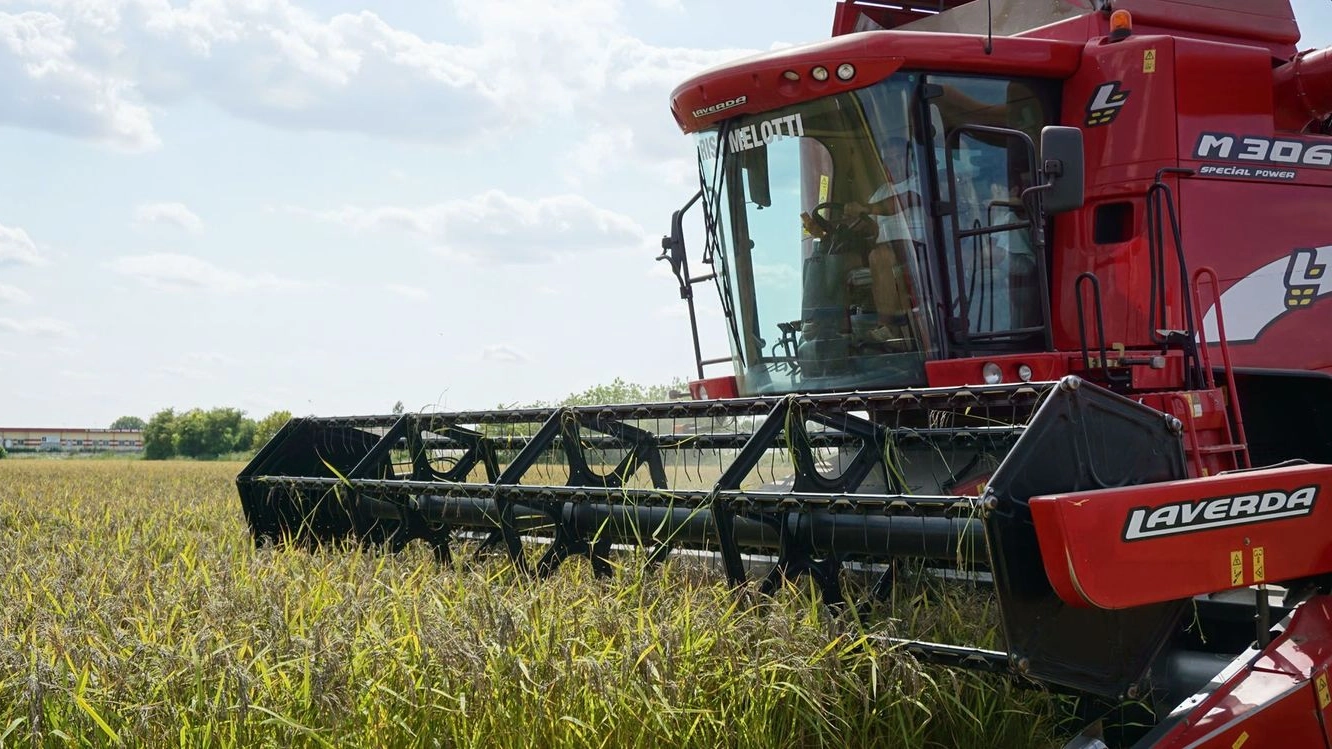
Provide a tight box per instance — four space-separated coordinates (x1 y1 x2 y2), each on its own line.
1157 672 1327 748
1174 38 1273 143
1050 36 1182 353
1029 463 1332 609
1117 0 1299 51
924 352 1072 388
1048 36 1329 368
1180 178 1332 377
670 32 1082 134
689 376 738 401
1071 35 1181 187
1170 37 1332 378
1155 598 1332 748
1252 599 1332 677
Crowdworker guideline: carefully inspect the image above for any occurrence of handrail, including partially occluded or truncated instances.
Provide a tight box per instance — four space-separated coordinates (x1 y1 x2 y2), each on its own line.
1074 272 1110 378
1192 266 1252 469
1146 168 1205 390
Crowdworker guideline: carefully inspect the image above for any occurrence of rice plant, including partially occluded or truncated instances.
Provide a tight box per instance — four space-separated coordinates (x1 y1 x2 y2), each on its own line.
0 461 1062 747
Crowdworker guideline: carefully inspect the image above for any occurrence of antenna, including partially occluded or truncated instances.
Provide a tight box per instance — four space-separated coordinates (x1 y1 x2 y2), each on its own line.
984 0 993 54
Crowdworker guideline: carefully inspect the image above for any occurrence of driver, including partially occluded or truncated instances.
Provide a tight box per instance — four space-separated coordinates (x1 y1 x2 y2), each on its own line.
838 137 928 245
860 136 928 244
846 136 926 348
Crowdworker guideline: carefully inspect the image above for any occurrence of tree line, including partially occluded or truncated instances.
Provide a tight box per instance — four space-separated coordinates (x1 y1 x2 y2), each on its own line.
139 408 292 460
126 377 684 460
521 377 686 408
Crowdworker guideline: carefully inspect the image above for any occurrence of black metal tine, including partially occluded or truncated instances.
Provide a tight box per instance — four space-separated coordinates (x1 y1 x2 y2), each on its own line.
237 383 1047 599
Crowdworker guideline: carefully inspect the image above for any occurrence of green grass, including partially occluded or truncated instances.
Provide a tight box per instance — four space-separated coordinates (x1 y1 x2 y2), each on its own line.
0 461 1063 747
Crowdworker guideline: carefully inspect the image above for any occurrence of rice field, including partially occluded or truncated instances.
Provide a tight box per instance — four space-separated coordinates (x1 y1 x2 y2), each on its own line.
0 460 1064 747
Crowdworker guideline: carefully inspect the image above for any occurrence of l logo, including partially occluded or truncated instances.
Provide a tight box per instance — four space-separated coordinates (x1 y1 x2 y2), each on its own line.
1201 246 1332 343
1085 82 1130 126
1285 249 1327 309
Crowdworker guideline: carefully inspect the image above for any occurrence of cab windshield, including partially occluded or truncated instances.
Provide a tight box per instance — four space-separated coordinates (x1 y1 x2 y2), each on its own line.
697 72 1050 394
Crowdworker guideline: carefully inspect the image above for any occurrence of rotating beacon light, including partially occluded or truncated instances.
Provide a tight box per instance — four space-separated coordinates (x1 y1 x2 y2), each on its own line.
1108 9 1132 41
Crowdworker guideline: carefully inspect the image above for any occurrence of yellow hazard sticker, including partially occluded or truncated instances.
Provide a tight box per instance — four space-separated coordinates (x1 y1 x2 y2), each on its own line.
1252 547 1265 583
1143 49 1157 73
1318 673 1331 709
1230 551 1244 587
1232 731 1248 749
803 175 832 238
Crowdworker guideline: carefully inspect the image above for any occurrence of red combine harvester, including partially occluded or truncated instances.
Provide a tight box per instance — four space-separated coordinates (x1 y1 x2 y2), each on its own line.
239 1 1332 745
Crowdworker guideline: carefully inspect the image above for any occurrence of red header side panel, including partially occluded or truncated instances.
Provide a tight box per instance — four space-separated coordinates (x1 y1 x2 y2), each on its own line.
1029 463 1332 609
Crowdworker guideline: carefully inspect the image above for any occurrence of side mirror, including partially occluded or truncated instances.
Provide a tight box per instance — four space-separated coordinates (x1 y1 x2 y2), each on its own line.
658 208 689 294
1039 126 1084 214
657 190 703 298
743 149 772 208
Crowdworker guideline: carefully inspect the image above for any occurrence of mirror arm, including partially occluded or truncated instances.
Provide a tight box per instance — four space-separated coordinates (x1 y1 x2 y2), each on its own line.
657 189 704 299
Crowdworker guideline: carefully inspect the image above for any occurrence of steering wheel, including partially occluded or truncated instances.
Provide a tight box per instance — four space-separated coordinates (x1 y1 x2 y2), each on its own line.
807 201 847 234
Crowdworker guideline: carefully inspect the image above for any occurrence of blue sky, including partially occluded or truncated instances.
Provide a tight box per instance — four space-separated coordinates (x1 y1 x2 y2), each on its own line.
3 0 1331 426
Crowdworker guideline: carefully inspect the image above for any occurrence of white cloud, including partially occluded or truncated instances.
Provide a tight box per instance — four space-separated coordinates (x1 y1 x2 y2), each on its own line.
0 10 158 151
151 351 236 380
0 0 502 146
0 223 43 266
591 36 756 159
0 0 750 172
0 316 73 336
297 189 648 263
563 126 635 185
0 283 32 304
481 343 529 363
133 201 203 233
753 262 800 287
181 351 236 367
109 252 308 293
384 283 428 300
654 303 687 320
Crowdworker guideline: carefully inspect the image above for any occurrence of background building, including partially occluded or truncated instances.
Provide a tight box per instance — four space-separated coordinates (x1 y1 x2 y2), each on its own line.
0 428 144 453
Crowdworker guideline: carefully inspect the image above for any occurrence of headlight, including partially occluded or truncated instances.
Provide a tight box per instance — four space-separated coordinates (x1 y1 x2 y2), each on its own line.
811 66 829 81
836 63 855 81
982 362 1003 385
1017 364 1033 382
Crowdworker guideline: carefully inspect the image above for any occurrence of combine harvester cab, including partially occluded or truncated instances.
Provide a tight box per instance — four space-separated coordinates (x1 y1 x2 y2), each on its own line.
241 0 1332 745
